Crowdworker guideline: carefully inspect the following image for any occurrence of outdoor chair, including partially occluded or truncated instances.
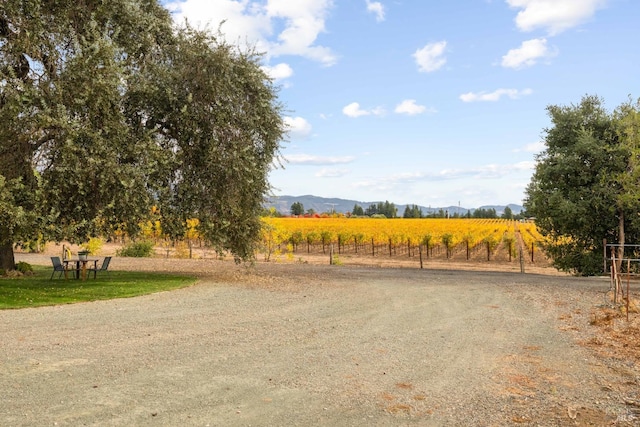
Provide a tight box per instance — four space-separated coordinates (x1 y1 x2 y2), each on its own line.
88 256 111 279
50 256 74 279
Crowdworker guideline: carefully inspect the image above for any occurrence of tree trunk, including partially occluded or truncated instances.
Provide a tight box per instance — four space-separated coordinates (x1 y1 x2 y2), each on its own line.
0 241 15 271
0 131 33 272
617 210 625 274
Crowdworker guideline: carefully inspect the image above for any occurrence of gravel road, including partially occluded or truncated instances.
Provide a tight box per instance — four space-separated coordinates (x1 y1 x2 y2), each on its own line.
1 255 638 426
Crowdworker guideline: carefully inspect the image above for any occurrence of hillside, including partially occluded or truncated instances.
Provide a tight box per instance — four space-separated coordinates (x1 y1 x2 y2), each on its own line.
264 194 523 217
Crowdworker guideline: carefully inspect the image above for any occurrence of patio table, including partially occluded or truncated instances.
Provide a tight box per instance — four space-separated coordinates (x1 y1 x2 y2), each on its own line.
63 258 99 281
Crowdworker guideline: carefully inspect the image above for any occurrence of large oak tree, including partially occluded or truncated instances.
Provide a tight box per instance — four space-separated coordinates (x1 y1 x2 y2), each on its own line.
0 1 285 270
525 95 640 275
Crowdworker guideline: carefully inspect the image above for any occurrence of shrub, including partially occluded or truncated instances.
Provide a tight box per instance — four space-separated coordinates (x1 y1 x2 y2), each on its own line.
116 240 155 257
82 237 104 255
15 262 34 274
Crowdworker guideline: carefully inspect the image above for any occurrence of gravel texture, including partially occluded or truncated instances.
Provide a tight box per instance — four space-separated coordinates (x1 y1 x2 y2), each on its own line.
1 254 639 426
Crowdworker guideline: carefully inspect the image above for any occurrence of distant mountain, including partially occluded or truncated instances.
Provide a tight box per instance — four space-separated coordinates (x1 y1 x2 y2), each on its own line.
264 195 523 217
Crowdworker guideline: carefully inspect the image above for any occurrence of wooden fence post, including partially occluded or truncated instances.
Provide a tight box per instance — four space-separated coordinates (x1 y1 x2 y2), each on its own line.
519 248 525 274
603 238 607 274
531 242 534 263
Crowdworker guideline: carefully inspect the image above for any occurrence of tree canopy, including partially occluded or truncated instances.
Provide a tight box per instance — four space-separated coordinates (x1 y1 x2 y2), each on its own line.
290 202 304 216
351 204 364 216
402 204 423 218
0 0 286 269
471 208 497 219
524 95 640 275
501 206 513 220
364 201 397 218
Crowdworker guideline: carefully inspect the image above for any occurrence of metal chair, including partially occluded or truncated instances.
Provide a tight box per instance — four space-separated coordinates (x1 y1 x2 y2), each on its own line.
88 256 111 279
50 256 74 279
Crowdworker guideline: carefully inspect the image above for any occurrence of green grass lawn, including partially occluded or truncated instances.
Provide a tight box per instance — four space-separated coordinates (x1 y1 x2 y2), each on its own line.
0 266 198 309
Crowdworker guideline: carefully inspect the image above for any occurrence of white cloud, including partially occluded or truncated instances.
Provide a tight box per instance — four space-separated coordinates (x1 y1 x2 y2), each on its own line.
342 102 385 118
286 154 355 165
501 38 556 69
370 106 386 116
284 116 312 139
265 0 337 65
394 99 435 115
353 161 536 191
166 0 270 48
343 102 369 118
514 141 546 153
316 168 351 178
506 0 608 35
166 0 337 66
413 41 447 73
261 63 294 80
459 88 533 102
365 0 385 22
513 160 536 170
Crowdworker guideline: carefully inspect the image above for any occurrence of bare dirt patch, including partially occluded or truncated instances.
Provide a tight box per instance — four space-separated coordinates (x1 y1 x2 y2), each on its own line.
2 252 639 426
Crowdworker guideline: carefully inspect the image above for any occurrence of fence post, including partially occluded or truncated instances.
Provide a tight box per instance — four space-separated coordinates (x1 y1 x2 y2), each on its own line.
531 242 534 263
519 248 525 274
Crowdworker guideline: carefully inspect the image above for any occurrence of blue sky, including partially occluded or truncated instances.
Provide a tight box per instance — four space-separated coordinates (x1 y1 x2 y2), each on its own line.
165 0 639 209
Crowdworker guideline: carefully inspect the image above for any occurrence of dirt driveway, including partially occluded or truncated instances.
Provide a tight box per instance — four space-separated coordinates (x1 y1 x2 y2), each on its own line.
1 255 639 426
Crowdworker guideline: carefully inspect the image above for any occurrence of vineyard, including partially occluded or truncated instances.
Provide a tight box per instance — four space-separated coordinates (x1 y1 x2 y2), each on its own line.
103 216 552 272
260 217 550 271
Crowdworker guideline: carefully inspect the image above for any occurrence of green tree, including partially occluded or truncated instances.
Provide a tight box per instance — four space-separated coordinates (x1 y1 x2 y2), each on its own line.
501 206 514 220
612 98 640 269
403 204 423 218
139 26 285 261
364 204 377 216
385 201 398 218
352 204 364 216
524 95 639 275
290 202 304 216
0 0 173 270
472 208 497 219
0 1 285 270
369 200 397 218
